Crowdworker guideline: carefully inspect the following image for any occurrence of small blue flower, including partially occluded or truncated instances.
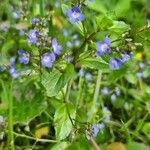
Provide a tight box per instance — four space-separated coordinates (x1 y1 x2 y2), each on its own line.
41 52 55 68
109 58 122 70
66 7 84 24
9 67 19 79
19 29 25 36
54 1 60 8
9 57 16 66
31 18 39 25
92 123 105 137
101 87 109 95
89 0 94 2
85 73 92 81
51 38 62 55
136 72 143 78
96 37 111 56
18 49 30 64
139 62 145 69
62 29 68 37
121 53 130 63
28 29 39 44
75 40 80 47
78 69 85 77
111 94 117 102
66 41 73 48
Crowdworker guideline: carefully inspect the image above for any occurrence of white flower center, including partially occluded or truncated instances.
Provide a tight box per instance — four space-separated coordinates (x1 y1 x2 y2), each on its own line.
72 12 80 18
101 43 108 52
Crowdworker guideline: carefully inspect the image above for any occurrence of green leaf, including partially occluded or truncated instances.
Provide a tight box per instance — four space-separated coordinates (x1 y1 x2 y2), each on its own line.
54 103 76 140
109 21 131 34
96 16 113 30
126 142 150 150
108 65 128 83
41 64 75 97
125 73 137 84
80 57 109 70
61 4 69 15
51 142 69 150
13 93 47 124
88 0 107 14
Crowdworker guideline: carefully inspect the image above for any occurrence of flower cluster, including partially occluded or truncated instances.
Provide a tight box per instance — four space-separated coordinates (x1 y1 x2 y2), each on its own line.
66 7 84 24
96 37 131 69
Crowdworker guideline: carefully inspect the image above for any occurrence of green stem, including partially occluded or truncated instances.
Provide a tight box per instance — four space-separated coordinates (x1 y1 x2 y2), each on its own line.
39 0 44 17
88 70 102 121
8 81 14 150
76 77 84 107
11 131 58 143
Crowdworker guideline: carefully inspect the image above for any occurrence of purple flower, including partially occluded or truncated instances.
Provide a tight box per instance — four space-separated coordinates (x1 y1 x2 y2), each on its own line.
121 53 130 63
66 7 84 24
101 87 109 95
41 52 56 68
51 38 62 55
96 37 111 56
62 29 68 37
136 72 143 78
109 58 122 70
9 57 16 66
111 94 117 102
139 62 145 69
66 41 73 48
18 50 30 64
92 123 105 137
89 0 94 2
28 29 39 44
78 69 85 77
54 1 60 8
31 18 39 25
85 73 92 81
9 67 19 79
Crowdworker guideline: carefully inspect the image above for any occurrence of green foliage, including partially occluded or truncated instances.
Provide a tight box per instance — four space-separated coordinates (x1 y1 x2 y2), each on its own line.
54 103 76 140
41 64 75 97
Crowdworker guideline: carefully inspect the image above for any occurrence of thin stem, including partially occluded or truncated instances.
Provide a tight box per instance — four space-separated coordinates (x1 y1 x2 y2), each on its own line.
90 137 100 150
12 131 59 143
76 76 84 107
64 79 72 103
88 70 102 121
8 81 14 150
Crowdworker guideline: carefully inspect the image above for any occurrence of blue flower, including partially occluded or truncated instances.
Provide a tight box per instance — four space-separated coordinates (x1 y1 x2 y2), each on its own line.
139 62 145 69
28 29 39 44
9 66 19 79
66 7 84 24
96 37 111 56
51 38 62 55
111 94 117 102
109 58 122 70
31 18 39 25
121 53 130 63
101 87 109 95
78 69 85 77
41 52 56 68
62 29 68 37
92 123 105 137
18 50 30 64
9 57 16 66
66 41 73 48
85 73 92 81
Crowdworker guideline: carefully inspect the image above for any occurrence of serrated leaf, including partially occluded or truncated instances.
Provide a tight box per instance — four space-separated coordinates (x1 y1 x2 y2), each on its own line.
54 103 76 140
80 57 108 70
109 21 130 34
96 16 113 30
41 64 75 97
13 93 47 124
